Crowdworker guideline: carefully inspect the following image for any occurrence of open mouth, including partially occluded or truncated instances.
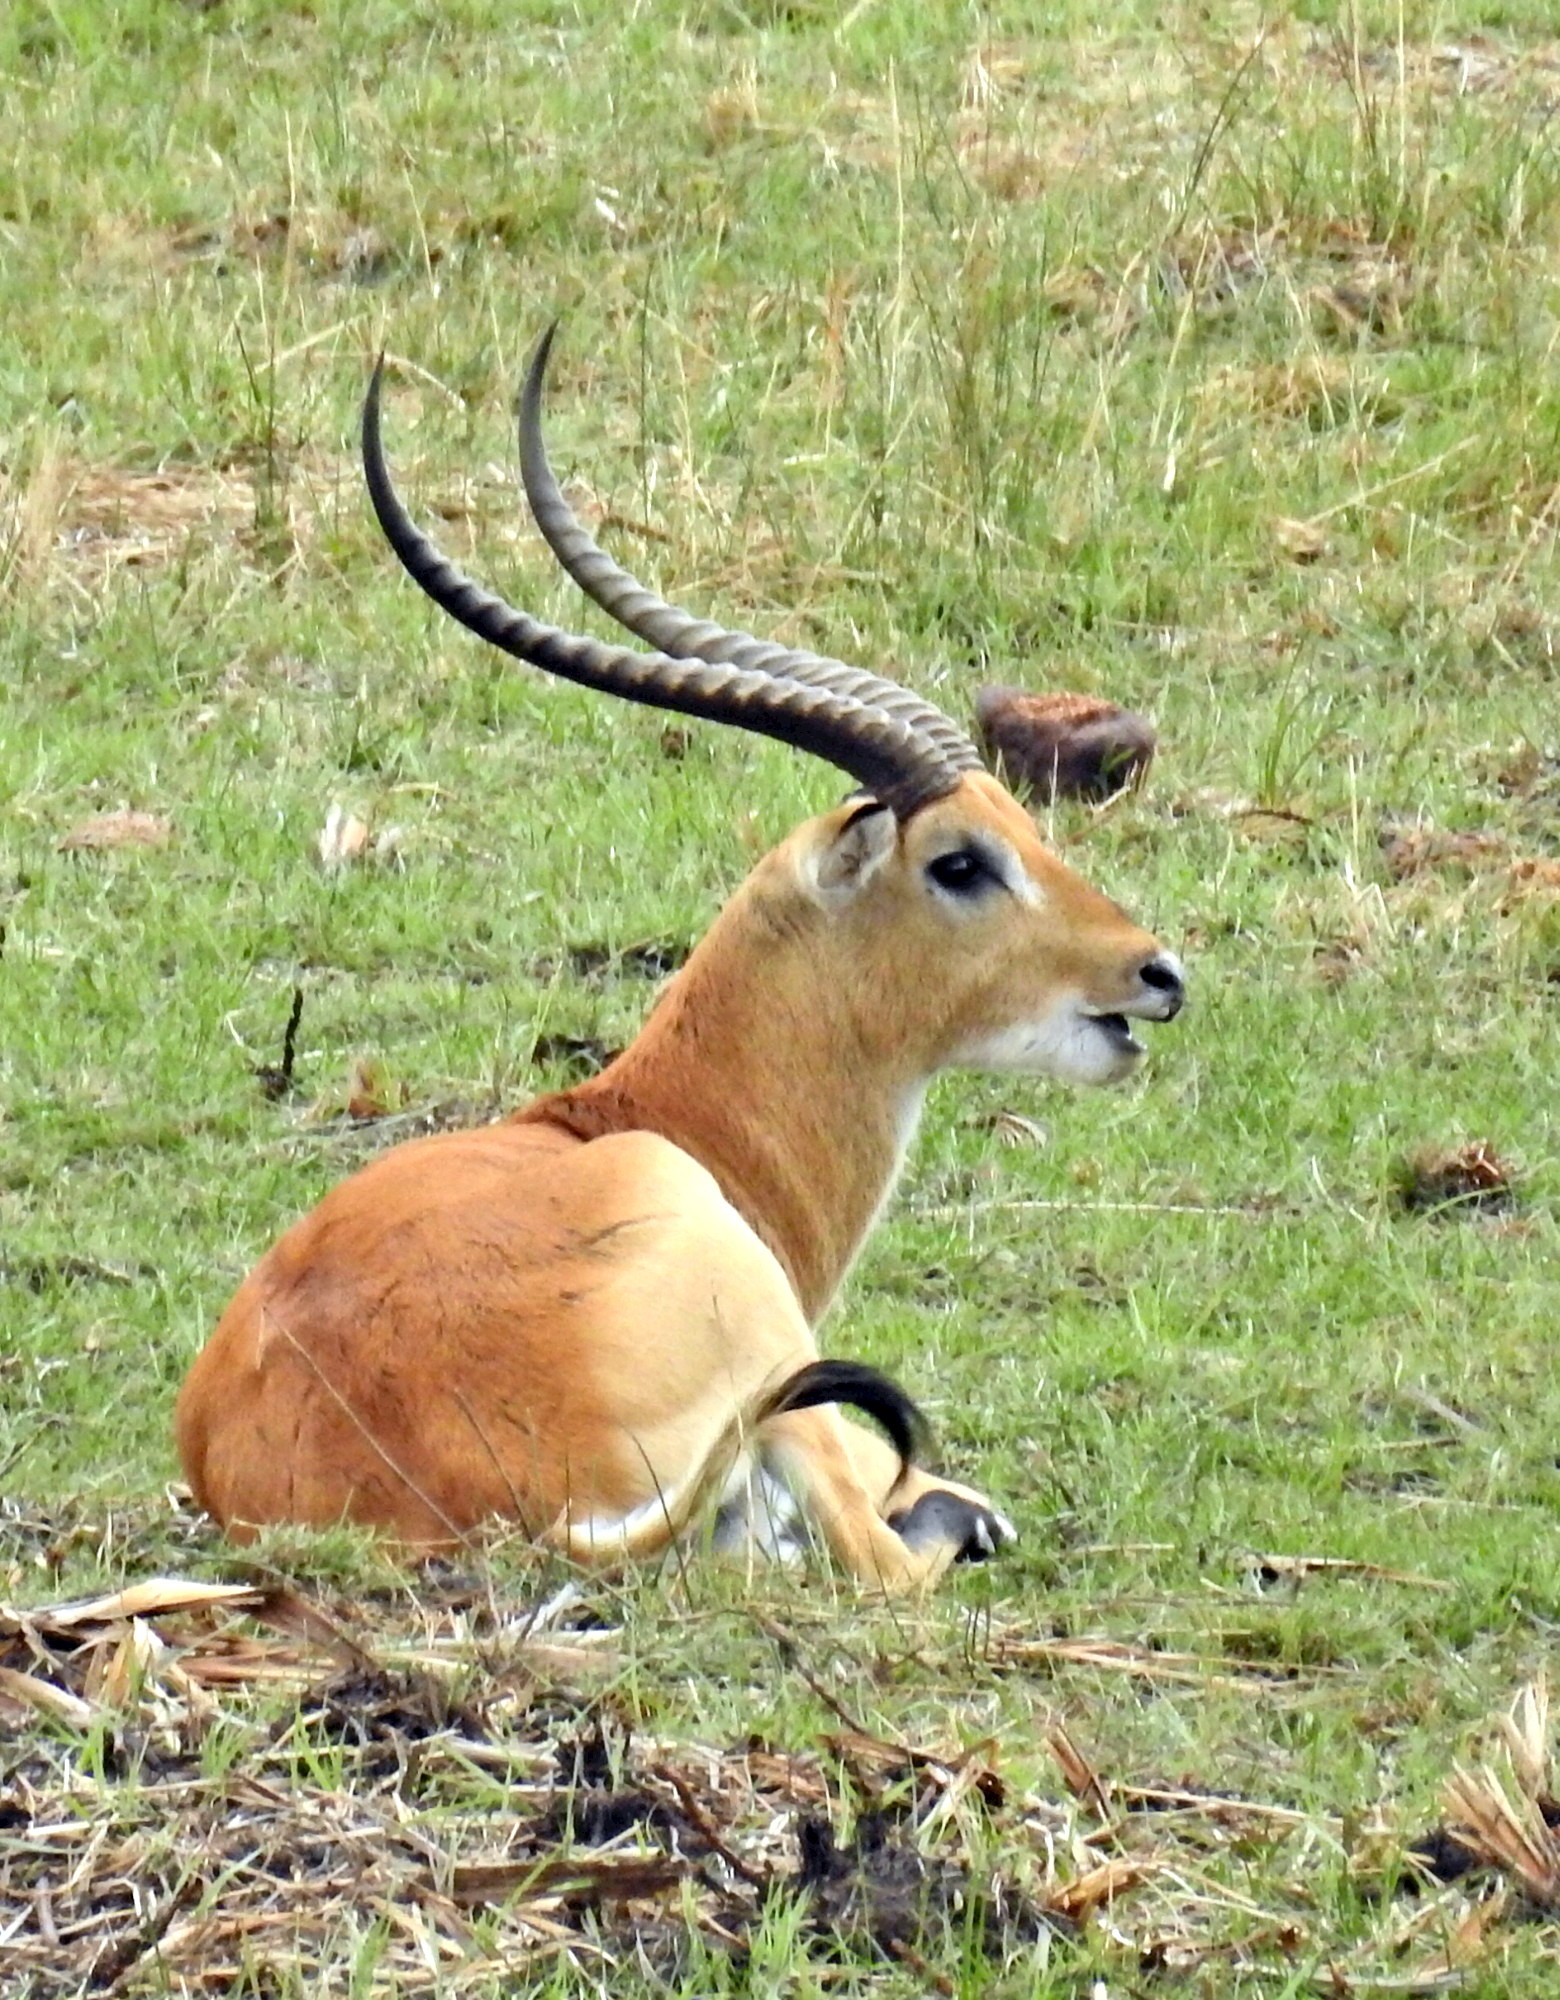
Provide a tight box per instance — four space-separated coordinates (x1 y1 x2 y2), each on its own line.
1088 1012 1144 1056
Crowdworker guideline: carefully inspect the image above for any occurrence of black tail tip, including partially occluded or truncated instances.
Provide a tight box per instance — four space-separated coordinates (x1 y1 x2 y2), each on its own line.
758 1358 929 1478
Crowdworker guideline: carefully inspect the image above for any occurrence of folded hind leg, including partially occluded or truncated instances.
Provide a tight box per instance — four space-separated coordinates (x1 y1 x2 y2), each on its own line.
755 1404 1011 1595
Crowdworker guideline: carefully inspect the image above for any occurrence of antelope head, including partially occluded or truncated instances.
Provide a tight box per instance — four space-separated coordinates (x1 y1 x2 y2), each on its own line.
362 328 1183 1109
761 775 1183 1091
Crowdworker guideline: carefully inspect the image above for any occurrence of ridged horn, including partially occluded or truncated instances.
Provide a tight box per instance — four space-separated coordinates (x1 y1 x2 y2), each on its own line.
363 359 971 818
518 325 984 778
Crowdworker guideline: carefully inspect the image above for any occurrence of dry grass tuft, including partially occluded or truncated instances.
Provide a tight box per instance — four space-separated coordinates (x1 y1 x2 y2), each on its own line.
8 1530 1559 1990
0 1567 1118 1991
1394 1141 1519 1218
1441 1682 1560 1909
1380 825 1512 881
57 809 174 853
1204 354 1355 422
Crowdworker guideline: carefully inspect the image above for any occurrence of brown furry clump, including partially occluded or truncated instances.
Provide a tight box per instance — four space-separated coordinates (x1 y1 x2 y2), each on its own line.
974 688 1156 803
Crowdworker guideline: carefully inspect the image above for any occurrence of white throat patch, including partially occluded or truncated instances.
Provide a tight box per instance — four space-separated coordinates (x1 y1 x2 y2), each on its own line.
958 1005 1141 1087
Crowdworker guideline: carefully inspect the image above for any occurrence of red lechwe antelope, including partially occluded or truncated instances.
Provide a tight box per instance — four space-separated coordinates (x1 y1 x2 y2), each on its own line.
175 328 1185 1594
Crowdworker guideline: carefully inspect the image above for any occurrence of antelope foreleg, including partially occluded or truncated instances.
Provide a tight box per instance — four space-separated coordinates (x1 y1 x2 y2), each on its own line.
837 1417 1016 1556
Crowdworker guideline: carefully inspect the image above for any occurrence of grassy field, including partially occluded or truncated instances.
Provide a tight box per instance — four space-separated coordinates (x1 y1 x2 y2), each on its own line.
3 0 1560 1991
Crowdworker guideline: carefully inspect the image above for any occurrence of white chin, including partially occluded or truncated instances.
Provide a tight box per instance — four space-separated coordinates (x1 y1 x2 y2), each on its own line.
959 1012 1145 1087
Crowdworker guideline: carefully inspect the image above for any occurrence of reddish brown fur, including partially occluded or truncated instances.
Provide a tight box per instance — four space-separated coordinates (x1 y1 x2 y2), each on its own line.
178 772 1179 1591
975 687 1157 803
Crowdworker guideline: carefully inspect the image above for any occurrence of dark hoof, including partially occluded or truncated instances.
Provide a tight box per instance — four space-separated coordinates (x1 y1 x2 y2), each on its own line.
887 1490 1017 1564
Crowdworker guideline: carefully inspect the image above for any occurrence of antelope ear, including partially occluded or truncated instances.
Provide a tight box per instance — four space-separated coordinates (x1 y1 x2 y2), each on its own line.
798 800 898 907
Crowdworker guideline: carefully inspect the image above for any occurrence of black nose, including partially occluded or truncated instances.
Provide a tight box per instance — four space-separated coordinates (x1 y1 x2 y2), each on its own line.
1139 954 1185 1018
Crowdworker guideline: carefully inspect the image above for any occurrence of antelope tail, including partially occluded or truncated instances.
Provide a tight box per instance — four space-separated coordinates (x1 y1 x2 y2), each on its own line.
546 1359 928 1562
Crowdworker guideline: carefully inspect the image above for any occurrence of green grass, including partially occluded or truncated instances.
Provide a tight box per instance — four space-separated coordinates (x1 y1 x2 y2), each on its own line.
4 0 1560 1991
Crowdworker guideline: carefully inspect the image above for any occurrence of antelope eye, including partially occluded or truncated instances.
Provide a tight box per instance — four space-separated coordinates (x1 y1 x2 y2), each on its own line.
926 848 988 894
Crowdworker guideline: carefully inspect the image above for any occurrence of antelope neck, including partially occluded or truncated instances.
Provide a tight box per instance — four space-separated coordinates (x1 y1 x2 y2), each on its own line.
520 904 929 1323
